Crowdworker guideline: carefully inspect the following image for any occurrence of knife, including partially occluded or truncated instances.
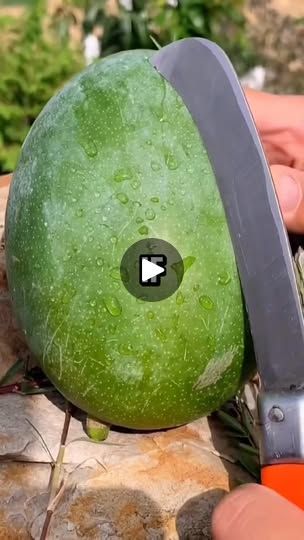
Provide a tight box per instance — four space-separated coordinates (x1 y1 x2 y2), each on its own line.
151 38 304 509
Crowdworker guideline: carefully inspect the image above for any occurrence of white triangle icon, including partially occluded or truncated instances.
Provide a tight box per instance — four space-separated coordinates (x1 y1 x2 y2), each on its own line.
141 258 165 282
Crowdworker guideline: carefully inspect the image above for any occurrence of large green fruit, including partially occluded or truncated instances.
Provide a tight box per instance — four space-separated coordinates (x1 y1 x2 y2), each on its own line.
5 50 254 429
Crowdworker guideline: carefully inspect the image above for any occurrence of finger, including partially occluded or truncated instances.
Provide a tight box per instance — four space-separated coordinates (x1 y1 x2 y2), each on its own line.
270 164 304 233
212 483 304 540
0 174 12 188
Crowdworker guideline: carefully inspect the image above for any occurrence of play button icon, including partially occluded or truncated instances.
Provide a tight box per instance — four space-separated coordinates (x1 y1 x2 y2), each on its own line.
120 238 184 302
140 255 167 285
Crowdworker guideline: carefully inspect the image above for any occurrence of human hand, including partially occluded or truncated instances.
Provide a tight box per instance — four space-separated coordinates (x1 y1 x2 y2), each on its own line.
212 483 304 540
245 89 304 233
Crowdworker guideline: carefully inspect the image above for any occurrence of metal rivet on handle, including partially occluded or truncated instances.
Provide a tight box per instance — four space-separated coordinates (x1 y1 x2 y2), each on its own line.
268 406 285 422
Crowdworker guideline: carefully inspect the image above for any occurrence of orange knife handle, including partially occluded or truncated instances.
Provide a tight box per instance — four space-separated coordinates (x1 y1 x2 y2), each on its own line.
262 464 304 510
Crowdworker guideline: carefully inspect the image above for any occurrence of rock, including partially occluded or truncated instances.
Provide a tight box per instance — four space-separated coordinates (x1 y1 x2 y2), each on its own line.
0 175 28 383
0 174 253 538
0 462 50 540
0 391 252 538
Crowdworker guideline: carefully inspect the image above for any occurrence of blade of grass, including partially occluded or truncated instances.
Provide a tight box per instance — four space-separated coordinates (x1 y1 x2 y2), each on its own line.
0 358 24 387
149 34 161 50
25 418 54 463
216 409 248 436
40 402 72 540
237 442 259 456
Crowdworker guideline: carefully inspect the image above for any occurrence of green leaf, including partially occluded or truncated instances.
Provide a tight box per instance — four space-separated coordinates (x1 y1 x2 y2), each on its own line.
0 358 24 387
237 442 259 456
216 410 248 436
237 452 260 481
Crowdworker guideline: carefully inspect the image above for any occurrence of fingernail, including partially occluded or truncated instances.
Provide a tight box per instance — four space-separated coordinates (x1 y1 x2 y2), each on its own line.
276 175 301 213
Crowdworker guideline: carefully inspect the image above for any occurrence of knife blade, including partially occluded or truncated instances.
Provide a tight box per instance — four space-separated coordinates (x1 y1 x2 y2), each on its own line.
151 38 304 508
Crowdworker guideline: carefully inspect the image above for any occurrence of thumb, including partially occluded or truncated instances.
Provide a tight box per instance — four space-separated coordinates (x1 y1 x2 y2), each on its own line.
212 484 304 540
270 164 304 233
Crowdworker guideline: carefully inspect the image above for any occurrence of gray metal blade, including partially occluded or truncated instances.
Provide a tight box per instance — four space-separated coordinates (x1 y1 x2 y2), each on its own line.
151 38 304 391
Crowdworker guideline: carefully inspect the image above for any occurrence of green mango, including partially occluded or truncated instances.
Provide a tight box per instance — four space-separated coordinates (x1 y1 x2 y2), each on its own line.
5 50 254 429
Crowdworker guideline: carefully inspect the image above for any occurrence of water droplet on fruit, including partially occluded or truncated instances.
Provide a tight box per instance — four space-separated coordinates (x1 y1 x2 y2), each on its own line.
103 295 122 317
119 343 134 356
145 208 155 220
89 299 96 307
114 169 133 183
155 328 167 342
130 200 142 212
151 161 161 172
131 179 140 190
138 225 149 235
199 295 214 310
116 192 129 205
96 257 103 267
76 208 84 217
81 139 98 158
147 311 155 320
182 142 192 157
146 139 152 146
136 216 144 224
161 204 167 211
165 151 179 170
150 196 159 203
71 197 77 203
217 271 231 285
111 235 118 244
176 291 185 305
110 267 121 281
193 284 200 292
183 256 196 273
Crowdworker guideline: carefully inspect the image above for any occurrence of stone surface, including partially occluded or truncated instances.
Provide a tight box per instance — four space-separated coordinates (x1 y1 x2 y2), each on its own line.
0 175 253 538
0 391 251 538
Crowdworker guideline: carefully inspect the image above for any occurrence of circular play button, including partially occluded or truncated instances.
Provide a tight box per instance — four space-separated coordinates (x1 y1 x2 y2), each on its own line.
120 238 184 302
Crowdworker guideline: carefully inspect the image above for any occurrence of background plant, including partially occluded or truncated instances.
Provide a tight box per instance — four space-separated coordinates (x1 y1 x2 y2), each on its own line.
0 0 255 173
0 0 83 173
84 0 255 73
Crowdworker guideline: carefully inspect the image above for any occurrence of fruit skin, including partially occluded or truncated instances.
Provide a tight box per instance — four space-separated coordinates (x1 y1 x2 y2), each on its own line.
5 49 254 430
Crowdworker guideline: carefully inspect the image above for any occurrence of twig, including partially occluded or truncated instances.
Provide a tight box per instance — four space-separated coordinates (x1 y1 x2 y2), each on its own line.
39 402 73 540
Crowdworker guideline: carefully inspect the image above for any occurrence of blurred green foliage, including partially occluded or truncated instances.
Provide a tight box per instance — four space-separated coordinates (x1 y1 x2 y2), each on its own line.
85 0 255 73
0 0 255 173
0 0 83 173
